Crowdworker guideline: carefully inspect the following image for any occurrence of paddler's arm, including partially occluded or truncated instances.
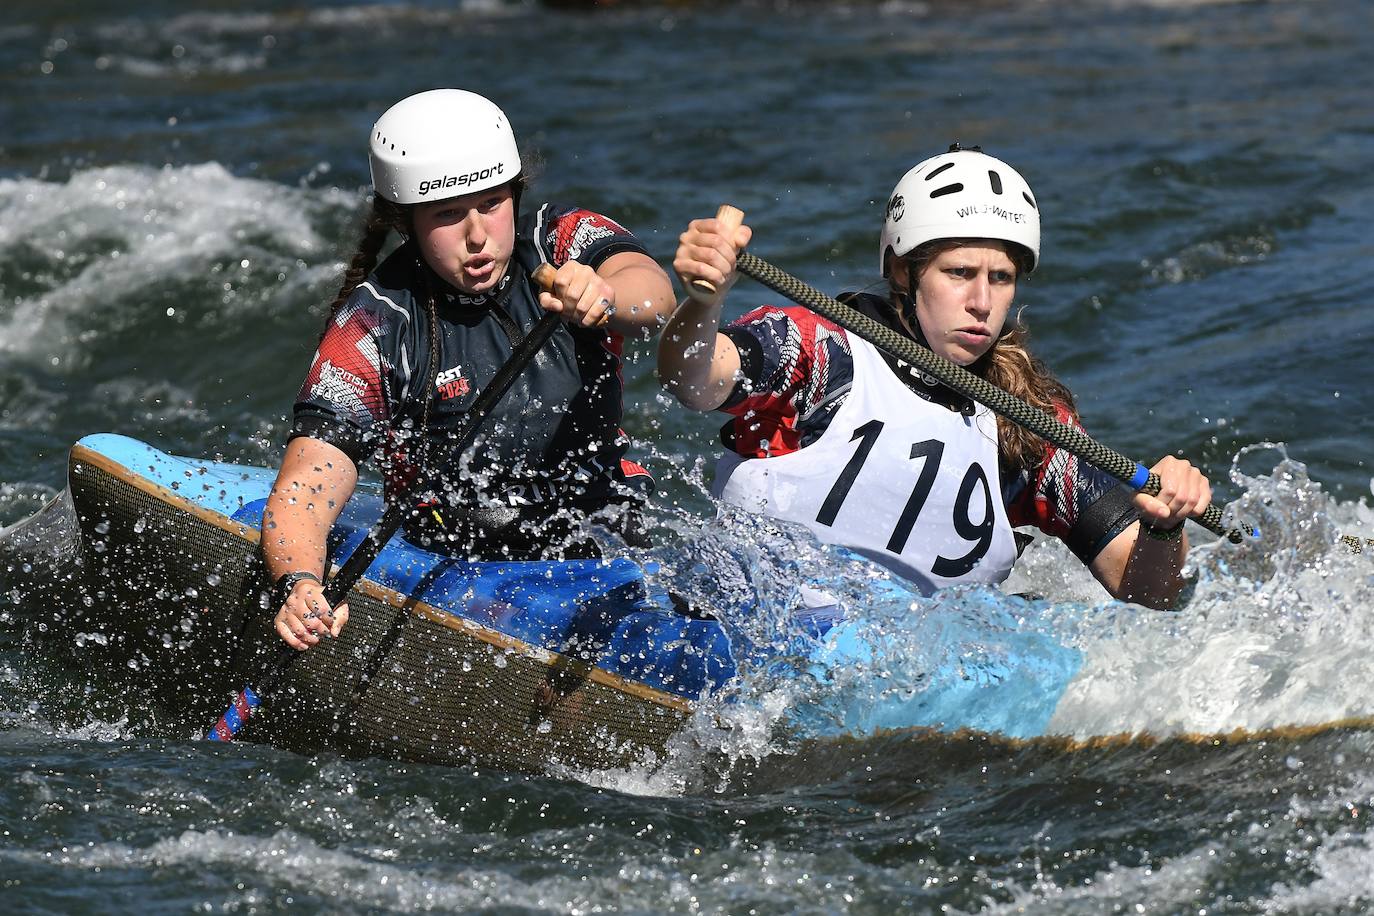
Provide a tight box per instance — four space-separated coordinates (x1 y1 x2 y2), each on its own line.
657 214 754 410
534 251 675 337
1088 455 1212 610
598 250 676 337
261 436 358 649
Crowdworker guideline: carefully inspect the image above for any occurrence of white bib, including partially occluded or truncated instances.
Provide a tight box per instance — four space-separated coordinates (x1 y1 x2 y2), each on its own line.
714 336 1017 594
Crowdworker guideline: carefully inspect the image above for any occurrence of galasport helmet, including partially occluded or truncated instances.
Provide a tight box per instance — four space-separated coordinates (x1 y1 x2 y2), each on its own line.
880 144 1041 275
368 89 522 205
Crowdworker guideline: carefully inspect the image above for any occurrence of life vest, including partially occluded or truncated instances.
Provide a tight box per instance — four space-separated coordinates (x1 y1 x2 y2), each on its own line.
713 335 1018 594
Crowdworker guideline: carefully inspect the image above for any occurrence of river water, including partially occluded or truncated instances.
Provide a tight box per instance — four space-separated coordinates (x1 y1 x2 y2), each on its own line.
4 0 1374 912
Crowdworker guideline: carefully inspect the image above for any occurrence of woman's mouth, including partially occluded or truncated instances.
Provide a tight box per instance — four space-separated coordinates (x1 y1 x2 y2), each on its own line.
464 256 495 280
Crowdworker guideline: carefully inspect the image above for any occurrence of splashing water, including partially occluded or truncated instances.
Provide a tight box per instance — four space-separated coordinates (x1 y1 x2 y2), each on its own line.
593 443 1374 780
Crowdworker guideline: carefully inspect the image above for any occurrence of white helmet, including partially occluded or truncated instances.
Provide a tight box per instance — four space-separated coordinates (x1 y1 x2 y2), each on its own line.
880 146 1040 275
368 89 521 205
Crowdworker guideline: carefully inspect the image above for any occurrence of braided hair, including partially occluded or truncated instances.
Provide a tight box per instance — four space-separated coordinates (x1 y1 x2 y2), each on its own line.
324 195 409 324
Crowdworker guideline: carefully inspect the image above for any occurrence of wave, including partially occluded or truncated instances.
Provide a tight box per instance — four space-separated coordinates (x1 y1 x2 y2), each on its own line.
0 162 356 368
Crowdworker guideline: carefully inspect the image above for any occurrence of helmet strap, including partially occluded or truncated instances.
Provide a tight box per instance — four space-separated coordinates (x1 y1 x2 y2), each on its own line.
508 175 527 240
892 269 929 348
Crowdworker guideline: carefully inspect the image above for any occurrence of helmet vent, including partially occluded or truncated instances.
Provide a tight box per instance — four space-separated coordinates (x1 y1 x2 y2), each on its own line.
930 183 963 199
1023 191 1037 209
988 171 1003 194
925 162 955 181
375 131 404 155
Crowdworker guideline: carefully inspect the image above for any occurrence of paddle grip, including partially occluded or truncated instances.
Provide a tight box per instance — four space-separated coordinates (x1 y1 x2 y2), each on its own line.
1140 473 1239 544
531 263 557 292
689 205 746 297
732 250 1253 545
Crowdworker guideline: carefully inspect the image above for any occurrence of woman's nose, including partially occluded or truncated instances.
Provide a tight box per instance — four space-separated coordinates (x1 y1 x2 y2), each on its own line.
465 212 487 247
967 277 992 318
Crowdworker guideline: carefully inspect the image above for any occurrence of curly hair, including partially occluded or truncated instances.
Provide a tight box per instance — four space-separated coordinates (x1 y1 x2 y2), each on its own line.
979 321 1078 475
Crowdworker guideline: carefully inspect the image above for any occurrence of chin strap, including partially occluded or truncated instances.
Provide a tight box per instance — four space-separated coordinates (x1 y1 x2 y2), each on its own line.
892 266 941 354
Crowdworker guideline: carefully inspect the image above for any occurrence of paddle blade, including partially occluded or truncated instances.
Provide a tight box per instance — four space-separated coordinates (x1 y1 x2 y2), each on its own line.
207 684 261 741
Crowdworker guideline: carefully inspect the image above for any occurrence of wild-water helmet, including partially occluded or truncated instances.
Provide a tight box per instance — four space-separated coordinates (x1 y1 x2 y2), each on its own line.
880 145 1040 275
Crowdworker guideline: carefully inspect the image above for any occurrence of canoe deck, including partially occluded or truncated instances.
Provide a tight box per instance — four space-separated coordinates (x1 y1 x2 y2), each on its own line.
62 434 713 771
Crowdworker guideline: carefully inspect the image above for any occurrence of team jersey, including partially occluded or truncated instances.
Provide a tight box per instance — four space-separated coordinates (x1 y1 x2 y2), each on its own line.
715 335 1019 593
288 202 653 556
718 294 1140 564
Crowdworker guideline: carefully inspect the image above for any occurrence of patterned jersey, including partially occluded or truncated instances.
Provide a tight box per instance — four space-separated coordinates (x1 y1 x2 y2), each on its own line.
290 202 652 525
718 295 1139 563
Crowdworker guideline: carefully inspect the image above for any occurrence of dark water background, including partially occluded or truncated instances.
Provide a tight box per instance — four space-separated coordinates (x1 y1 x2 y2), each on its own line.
5 0 1374 912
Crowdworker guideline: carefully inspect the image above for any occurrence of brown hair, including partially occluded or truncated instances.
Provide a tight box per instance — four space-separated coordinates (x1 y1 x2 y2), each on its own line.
325 195 409 320
895 241 1078 475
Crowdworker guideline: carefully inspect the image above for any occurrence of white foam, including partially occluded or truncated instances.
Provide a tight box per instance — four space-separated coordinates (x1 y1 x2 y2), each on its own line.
1265 832 1374 912
976 841 1226 915
0 826 853 913
0 163 353 366
1043 449 1374 739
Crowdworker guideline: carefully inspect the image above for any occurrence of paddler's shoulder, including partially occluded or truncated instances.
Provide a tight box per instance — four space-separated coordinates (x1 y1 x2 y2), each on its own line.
342 241 425 324
730 292 887 343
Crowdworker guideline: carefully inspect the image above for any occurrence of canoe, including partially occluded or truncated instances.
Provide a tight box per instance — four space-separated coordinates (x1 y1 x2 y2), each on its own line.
6 434 1083 771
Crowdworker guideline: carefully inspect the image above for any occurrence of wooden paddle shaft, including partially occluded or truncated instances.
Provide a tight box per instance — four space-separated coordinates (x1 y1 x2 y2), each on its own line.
689 205 746 295
531 262 557 291
533 262 615 326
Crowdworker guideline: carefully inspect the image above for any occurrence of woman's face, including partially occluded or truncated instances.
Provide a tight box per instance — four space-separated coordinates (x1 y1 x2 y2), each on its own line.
894 241 1019 366
411 184 516 295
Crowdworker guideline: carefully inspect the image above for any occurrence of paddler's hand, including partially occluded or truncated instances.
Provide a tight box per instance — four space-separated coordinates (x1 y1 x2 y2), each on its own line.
1133 455 1212 536
274 580 348 650
537 261 618 328
673 214 753 304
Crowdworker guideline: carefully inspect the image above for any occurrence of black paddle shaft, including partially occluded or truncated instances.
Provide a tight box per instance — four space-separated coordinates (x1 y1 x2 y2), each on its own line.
322 309 562 606
733 250 1251 544
256 270 564 692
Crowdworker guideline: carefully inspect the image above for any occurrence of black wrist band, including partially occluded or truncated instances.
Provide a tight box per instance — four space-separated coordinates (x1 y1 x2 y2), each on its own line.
1140 522 1183 543
272 570 322 609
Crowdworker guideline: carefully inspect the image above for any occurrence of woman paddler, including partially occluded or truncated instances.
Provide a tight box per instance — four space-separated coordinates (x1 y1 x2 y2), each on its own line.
659 145 1211 609
265 89 674 650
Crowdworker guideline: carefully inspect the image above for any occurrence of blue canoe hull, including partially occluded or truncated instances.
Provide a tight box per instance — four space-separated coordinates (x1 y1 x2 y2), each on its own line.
57 434 1080 769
